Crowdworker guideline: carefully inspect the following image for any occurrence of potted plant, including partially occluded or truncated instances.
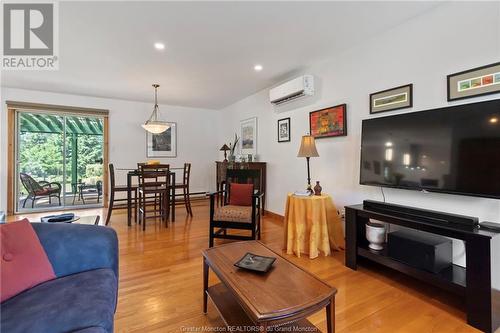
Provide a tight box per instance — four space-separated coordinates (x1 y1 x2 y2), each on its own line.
228 133 239 162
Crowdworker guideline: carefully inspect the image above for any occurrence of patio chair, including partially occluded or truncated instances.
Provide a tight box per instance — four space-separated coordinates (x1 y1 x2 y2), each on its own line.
74 180 103 204
19 173 61 208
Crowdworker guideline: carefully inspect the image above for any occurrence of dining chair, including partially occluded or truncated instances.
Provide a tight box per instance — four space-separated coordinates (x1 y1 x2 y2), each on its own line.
137 164 170 231
105 164 137 226
174 163 193 217
137 162 167 214
208 169 263 247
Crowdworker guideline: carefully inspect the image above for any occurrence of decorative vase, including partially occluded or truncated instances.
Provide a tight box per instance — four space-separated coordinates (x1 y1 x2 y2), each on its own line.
313 181 322 196
365 222 386 251
228 155 236 162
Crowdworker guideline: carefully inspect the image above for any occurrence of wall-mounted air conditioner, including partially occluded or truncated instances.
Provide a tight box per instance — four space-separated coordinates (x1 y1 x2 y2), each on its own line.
269 75 314 106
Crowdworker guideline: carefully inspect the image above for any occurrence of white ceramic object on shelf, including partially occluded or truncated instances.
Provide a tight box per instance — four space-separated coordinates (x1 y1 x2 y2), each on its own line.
366 222 386 251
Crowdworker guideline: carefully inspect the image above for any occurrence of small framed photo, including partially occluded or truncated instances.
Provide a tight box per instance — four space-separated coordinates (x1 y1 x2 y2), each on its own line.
370 84 413 114
277 117 290 142
146 122 177 158
240 117 257 155
309 104 347 139
447 62 500 101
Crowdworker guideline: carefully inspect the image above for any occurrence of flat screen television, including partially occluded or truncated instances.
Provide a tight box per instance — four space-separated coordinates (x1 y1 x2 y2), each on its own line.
360 99 500 199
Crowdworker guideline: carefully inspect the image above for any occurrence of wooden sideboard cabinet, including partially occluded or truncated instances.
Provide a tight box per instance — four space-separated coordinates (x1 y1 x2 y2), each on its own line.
215 161 267 213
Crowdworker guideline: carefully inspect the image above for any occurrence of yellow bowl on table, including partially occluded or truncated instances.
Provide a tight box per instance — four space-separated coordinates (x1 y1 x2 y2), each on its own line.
146 160 160 165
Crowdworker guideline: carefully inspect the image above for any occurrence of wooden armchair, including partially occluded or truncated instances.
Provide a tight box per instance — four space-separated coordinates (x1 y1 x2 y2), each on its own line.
209 169 263 247
20 173 61 208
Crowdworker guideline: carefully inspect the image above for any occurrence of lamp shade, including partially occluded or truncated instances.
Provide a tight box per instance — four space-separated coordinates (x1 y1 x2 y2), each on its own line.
143 84 170 134
219 144 230 151
142 121 170 134
297 135 319 157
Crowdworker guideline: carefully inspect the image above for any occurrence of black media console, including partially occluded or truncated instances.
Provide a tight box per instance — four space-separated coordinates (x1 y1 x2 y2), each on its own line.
345 201 500 333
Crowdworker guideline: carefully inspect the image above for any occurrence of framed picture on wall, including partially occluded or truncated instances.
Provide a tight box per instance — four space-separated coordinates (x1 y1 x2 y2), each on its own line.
447 62 500 101
240 117 257 155
309 104 347 138
370 84 413 114
277 117 290 142
146 122 177 157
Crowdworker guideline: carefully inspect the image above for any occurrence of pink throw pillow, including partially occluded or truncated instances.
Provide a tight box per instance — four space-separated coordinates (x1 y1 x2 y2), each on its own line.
1 219 55 302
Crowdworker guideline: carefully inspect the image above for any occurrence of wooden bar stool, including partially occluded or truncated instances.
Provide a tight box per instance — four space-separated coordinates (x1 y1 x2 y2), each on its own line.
105 164 137 226
174 163 193 217
137 164 170 230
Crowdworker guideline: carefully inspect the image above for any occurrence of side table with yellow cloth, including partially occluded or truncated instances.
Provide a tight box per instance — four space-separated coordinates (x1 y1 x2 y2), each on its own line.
284 193 345 259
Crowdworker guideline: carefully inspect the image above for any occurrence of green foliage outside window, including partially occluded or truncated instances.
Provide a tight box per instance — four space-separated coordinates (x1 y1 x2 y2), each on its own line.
19 132 103 194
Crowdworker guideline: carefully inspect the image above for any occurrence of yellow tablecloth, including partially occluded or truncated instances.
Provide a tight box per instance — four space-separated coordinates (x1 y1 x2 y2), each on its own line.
284 193 345 259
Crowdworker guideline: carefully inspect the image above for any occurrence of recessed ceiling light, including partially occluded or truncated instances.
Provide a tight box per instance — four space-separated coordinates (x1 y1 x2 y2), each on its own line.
154 42 165 50
489 117 498 124
254 64 263 72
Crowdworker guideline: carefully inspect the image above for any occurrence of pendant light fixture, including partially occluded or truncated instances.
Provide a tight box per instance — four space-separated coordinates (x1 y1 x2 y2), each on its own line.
142 84 170 134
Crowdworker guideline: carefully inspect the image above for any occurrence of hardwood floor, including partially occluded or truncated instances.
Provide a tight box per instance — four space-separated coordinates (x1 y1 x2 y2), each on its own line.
9 201 479 333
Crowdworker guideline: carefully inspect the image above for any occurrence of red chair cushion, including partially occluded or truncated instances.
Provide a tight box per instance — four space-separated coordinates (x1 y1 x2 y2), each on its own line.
35 187 58 195
229 183 254 206
1 219 56 302
34 189 50 195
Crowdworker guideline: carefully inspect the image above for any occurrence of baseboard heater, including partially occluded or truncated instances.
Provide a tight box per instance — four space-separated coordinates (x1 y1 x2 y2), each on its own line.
173 191 209 202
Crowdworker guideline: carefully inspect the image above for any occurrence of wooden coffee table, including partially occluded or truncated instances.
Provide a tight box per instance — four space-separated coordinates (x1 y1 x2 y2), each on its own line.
203 241 337 332
34 215 102 225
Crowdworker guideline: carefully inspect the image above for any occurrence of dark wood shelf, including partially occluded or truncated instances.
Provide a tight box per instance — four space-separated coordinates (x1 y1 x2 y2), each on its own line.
357 245 466 296
346 204 500 333
207 283 319 331
350 204 499 240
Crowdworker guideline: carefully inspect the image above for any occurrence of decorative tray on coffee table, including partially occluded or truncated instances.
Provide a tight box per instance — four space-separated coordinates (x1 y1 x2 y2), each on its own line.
234 252 276 273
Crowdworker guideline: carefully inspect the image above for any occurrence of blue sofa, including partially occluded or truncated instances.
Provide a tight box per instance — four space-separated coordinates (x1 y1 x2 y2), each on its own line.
0 223 119 333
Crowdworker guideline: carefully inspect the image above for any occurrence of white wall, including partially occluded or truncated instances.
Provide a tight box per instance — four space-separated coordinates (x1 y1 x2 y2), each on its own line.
217 1 500 220
216 2 500 270
0 87 219 211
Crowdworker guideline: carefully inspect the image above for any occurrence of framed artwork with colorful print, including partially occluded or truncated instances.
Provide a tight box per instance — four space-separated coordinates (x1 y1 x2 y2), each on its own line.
309 104 347 139
447 62 500 101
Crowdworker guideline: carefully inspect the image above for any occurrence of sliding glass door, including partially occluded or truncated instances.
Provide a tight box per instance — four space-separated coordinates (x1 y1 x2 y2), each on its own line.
15 111 104 213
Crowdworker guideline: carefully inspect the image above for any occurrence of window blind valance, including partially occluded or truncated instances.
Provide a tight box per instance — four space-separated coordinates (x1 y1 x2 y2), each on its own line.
6 101 109 116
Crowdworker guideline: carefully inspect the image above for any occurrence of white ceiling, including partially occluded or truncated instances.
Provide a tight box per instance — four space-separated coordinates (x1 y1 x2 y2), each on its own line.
1 1 441 110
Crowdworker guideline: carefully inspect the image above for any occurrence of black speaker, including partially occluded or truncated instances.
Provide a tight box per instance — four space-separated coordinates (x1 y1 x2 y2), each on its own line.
387 229 452 273
363 200 479 230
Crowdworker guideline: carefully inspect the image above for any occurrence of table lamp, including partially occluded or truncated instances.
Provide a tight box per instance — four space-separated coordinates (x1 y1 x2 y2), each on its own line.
220 144 230 162
297 135 319 193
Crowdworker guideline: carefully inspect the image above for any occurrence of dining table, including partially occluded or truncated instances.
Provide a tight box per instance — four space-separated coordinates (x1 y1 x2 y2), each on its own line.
117 167 184 226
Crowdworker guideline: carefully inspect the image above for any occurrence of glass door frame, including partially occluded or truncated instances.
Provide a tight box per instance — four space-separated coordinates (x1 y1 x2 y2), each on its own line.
13 108 107 214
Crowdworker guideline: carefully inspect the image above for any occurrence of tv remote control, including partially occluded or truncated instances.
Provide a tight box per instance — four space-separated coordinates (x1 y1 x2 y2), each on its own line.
479 222 500 232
